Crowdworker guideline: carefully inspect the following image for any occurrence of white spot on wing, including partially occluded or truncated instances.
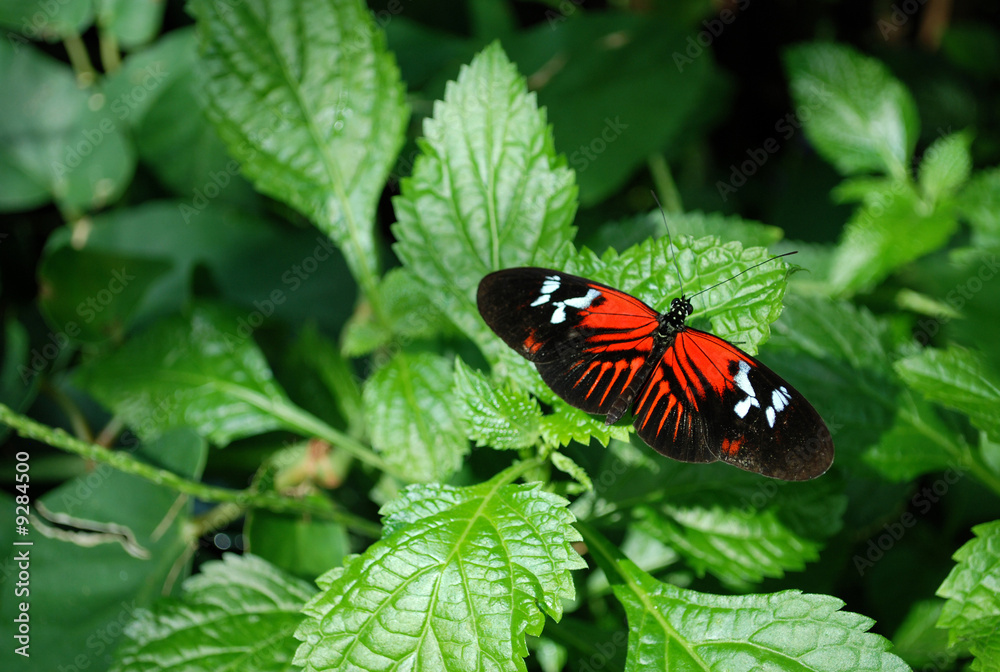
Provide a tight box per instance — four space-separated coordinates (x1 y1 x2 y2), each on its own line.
733 360 756 398
766 406 776 427
530 294 550 306
562 288 601 310
734 397 755 418
550 304 567 324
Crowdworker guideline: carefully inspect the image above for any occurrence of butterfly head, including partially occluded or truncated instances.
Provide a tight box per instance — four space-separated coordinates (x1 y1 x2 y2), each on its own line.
661 296 693 332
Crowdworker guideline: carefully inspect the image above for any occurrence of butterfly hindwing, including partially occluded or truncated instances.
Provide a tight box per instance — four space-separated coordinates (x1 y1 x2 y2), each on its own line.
477 268 659 416
633 329 833 480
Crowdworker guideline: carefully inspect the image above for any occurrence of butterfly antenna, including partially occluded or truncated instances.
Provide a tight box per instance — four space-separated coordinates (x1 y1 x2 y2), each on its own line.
650 191 686 295
688 251 798 301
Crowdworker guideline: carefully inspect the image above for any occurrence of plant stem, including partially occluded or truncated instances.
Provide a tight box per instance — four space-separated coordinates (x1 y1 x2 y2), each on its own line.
0 403 383 537
648 154 683 214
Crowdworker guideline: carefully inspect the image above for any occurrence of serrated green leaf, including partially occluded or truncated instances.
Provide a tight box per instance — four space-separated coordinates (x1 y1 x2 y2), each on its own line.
829 181 958 296
896 347 1000 444
293 477 586 672
538 400 629 449
453 357 541 450
919 130 973 205
76 303 291 445
550 451 593 492
342 267 454 357
96 0 164 50
192 0 408 294
392 41 577 363
635 503 821 589
556 234 790 354
579 524 909 672
583 210 782 256
938 520 1000 670
784 42 918 178
363 352 467 482
959 166 1000 246
111 554 316 672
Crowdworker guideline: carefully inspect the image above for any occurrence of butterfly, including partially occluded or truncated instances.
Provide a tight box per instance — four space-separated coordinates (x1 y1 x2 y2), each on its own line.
476 265 834 480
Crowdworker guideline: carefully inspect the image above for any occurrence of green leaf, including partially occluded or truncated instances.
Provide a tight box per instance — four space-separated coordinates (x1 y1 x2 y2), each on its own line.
864 393 969 482
0 0 94 41
784 42 919 178
896 347 1000 444
0 317 36 440
558 234 791 354
191 0 409 295
550 451 593 492
890 599 961 671
96 0 164 49
580 524 909 672
538 400 629 449
958 166 1000 245
937 520 1000 670
0 428 206 671
583 210 783 256
453 357 542 450
111 554 316 672
38 246 172 343
293 476 586 672
583 454 845 589
919 130 973 205
363 352 467 482
392 41 577 362
76 303 292 445
634 503 822 589
0 40 135 213
828 180 958 296
342 267 454 357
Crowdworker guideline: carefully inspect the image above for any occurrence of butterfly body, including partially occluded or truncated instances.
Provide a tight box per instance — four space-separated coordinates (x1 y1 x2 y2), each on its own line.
477 267 834 481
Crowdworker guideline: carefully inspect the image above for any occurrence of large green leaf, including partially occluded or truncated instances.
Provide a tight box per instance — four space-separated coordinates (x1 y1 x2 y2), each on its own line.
828 180 958 296
784 42 918 179
111 554 315 672
959 166 1000 246
0 429 206 672
580 523 910 672
75 304 292 446
393 41 577 361
896 347 1000 444
191 0 409 294
937 520 1000 671
0 40 135 213
918 130 973 205
294 476 586 672
555 234 791 354
362 352 467 483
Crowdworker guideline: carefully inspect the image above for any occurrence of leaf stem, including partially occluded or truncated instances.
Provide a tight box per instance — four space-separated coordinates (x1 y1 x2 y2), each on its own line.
0 403 383 537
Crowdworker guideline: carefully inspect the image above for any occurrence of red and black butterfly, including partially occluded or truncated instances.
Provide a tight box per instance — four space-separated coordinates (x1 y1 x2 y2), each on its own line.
477 266 834 480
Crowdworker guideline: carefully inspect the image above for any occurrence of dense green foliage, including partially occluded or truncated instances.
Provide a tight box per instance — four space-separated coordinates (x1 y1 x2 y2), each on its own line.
2 1 1000 671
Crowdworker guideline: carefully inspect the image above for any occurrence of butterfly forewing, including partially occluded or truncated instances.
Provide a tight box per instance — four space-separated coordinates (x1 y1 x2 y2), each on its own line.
477 269 659 415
